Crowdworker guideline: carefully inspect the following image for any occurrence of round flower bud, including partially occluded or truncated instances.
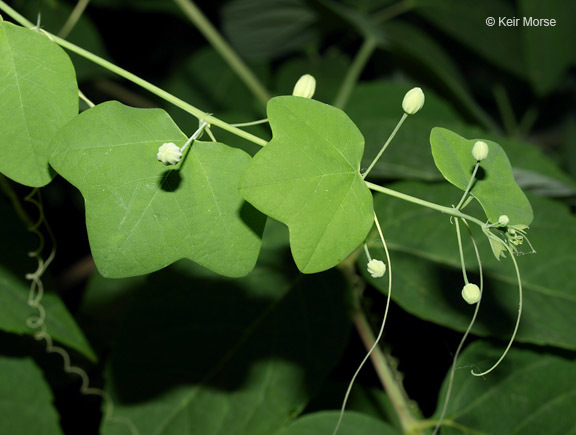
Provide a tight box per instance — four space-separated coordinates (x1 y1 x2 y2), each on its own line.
461 283 481 305
157 142 182 165
292 74 316 99
367 259 387 278
472 141 489 161
498 215 510 226
402 87 425 115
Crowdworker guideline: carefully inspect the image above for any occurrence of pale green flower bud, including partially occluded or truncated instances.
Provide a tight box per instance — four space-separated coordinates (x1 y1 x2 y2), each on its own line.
402 87 425 115
461 283 481 304
367 259 387 278
157 142 182 165
472 141 489 161
498 215 510 226
292 74 316 99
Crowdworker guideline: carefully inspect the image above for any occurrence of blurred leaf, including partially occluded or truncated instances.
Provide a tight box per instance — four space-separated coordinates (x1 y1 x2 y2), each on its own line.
273 411 398 435
519 0 576 95
274 50 351 104
512 168 576 198
222 0 319 60
318 0 386 42
85 0 180 14
365 182 576 349
430 127 533 225
240 96 373 273
0 193 96 360
0 19 78 187
413 0 526 78
13 0 111 80
0 265 97 361
435 341 576 434
163 47 267 118
50 101 265 278
0 356 62 435
382 21 496 131
101 261 352 434
305 382 401 430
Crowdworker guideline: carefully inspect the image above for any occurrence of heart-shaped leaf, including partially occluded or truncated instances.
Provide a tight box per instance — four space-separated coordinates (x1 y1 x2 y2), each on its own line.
50 101 265 278
0 18 78 187
430 127 533 226
240 96 373 273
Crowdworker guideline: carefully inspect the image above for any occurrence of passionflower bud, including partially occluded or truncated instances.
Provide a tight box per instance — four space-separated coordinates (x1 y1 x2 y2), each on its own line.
292 74 316 99
472 141 489 161
498 215 510 226
461 283 481 304
157 142 182 165
402 87 425 115
367 259 387 278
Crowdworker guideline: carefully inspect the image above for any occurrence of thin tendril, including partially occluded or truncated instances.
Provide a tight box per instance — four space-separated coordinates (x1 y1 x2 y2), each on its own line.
333 212 392 435
433 218 483 434
21 190 139 435
471 243 523 377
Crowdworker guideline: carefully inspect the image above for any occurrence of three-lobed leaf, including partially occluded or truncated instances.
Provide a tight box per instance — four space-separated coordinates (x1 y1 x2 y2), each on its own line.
365 182 576 350
49 101 265 278
0 18 78 187
240 96 374 273
430 127 533 226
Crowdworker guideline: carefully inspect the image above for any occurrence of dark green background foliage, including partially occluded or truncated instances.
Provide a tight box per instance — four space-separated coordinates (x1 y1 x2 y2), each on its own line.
1 0 575 434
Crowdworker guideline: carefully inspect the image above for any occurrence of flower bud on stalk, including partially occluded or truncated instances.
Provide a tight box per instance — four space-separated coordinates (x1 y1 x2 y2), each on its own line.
367 259 387 278
472 141 489 161
402 87 425 115
461 283 481 304
157 142 182 165
292 74 316 99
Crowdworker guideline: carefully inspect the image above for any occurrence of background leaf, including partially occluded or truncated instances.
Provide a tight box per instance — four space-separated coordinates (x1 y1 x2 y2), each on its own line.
519 0 576 95
430 127 533 225
49 101 265 278
0 19 78 187
435 341 576 434
413 0 525 78
365 182 576 349
0 265 96 361
0 356 63 435
222 0 319 60
240 96 373 273
273 411 398 435
99 257 352 435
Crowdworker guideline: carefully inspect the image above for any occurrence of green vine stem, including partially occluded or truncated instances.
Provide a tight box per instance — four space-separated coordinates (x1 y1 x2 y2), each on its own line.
0 1 268 147
334 36 378 109
338 255 422 435
366 182 487 228
173 0 271 105
353 297 423 434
